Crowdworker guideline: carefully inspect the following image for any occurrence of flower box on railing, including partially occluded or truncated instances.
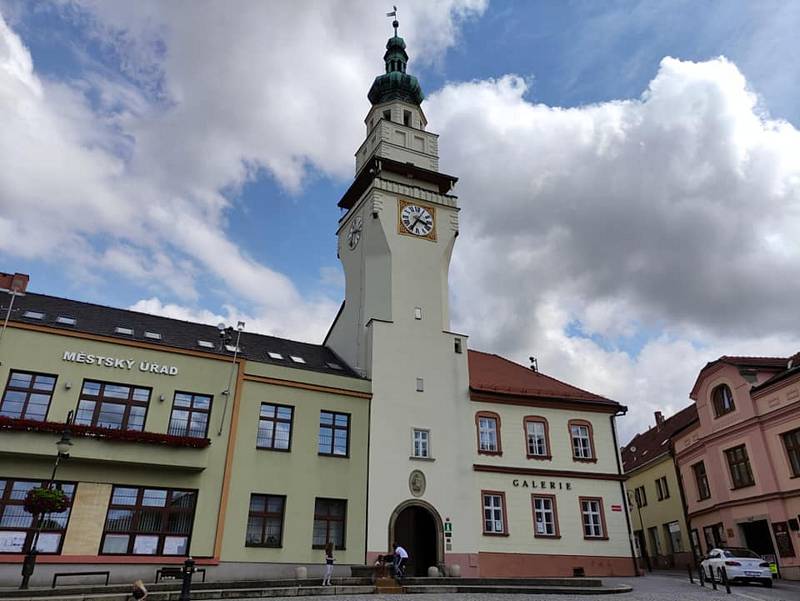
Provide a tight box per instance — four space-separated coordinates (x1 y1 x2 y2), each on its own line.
0 416 211 448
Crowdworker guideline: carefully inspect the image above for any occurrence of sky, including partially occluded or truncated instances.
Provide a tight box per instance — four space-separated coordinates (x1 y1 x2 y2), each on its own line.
1 1 799 441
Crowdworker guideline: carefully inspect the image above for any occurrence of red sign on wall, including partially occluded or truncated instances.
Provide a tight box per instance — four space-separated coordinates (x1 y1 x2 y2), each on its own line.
611 504 622 512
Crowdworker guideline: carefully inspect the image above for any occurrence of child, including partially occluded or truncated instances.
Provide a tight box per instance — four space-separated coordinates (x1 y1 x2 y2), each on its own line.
322 540 335 586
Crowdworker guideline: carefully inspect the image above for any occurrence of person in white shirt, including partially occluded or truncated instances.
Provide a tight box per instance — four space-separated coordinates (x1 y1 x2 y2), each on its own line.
392 542 409 579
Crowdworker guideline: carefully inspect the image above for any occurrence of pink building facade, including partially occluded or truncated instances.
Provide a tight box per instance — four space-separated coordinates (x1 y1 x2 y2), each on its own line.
674 354 800 580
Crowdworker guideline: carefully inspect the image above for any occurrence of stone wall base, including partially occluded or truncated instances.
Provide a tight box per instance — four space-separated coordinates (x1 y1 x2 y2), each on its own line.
478 552 637 577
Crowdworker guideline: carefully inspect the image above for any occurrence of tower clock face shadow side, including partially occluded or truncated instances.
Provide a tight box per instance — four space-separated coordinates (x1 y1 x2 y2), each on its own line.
396 199 437 242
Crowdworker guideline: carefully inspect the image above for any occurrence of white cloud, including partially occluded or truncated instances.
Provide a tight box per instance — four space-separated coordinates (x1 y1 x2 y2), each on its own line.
428 58 800 439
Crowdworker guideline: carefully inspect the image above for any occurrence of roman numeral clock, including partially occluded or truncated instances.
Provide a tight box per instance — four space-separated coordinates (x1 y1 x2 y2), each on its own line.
397 199 437 241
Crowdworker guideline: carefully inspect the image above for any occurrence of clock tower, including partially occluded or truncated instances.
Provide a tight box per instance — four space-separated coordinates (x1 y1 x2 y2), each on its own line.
326 22 477 571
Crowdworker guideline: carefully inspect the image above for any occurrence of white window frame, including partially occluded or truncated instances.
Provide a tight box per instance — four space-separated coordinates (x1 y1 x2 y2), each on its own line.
526 421 548 456
482 494 505 534
571 424 593 459
581 499 604 538
479 417 498 452
533 496 556 536
411 428 430 459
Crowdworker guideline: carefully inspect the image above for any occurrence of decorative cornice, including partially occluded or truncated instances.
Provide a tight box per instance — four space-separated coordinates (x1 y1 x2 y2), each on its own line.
473 463 625 481
470 390 620 413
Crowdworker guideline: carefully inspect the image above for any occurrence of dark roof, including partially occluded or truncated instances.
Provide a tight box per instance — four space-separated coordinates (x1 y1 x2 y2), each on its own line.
621 404 698 473
689 355 789 399
468 350 623 409
751 351 800 395
2 292 359 378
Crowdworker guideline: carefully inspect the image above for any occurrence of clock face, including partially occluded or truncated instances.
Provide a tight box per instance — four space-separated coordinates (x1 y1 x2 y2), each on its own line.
400 204 434 237
347 215 363 249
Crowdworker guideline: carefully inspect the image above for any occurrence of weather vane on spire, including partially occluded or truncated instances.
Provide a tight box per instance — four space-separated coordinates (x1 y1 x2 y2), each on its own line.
386 5 399 36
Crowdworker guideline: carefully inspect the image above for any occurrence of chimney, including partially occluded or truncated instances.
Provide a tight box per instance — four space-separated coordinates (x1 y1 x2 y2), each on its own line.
654 411 664 427
0 272 29 294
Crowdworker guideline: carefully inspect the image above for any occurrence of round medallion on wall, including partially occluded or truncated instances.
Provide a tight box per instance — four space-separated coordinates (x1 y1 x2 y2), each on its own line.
409 470 426 497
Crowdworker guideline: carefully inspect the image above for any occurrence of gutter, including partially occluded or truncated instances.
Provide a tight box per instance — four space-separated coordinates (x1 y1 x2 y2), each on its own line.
610 409 640 577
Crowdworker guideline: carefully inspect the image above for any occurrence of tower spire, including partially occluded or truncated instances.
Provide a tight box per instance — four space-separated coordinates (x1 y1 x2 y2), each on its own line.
368 7 424 106
386 5 399 36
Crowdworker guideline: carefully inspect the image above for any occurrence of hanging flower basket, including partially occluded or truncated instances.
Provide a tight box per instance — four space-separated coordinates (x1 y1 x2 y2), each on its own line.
23 487 68 515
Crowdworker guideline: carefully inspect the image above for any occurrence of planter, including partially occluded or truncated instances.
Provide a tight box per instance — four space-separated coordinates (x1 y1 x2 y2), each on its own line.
23 487 68 515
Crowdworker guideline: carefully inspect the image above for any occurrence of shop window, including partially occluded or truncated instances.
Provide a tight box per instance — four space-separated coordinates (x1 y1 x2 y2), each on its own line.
481 490 507 535
318 411 350 457
580 497 607 539
724 444 755 488
524 416 550 459
655 476 670 500
74 380 151 432
475 411 502 455
692 461 711 500
312 498 346 549
569 420 596 461
0 370 57 421
782 427 800 477
711 384 735 417
532 494 559 537
257 403 294 451
0 479 74 554
168 392 212 438
100 486 196 555
246 494 285 547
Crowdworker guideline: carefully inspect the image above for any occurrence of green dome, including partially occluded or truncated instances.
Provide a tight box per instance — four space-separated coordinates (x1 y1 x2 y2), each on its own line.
367 34 424 106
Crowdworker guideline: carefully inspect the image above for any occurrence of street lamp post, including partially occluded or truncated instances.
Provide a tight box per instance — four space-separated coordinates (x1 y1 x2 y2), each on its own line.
20 420 73 590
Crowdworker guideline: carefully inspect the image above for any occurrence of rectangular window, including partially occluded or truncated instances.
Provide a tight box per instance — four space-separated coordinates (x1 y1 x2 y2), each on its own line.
318 411 350 457
257 403 294 451
525 419 549 457
100 486 196 555
782 428 800 477
478 416 499 453
0 370 57 421
74 380 151 431
580 497 606 539
570 422 594 460
412 429 430 458
666 521 683 552
0 479 74 554
532 494 558 537
725 444 755 488
655 476 670 500
246 494 285 547
692 461 711 500
312 498 346 549
481 491 507 535
168 392 212 438
634 485 647 508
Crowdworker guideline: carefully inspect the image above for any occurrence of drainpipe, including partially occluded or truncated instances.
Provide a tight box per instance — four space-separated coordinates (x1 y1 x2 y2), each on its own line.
611 410 640 577
671 443 696 566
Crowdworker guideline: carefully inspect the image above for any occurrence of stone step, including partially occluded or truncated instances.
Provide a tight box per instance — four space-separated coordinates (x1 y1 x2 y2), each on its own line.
402 577 605 587
403 584 633 595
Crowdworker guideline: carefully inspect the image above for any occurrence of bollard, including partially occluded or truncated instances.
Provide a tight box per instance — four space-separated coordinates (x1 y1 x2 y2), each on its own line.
179 557 195 601
688 564 694 584
698 565 705 587
721 567 731 594
710 568 717 590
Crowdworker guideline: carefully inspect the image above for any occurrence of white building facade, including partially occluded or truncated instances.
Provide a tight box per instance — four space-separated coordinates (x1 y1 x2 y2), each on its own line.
326 28 636 577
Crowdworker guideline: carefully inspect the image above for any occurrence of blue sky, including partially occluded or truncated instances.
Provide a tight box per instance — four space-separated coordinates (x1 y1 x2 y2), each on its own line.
1 1 799 437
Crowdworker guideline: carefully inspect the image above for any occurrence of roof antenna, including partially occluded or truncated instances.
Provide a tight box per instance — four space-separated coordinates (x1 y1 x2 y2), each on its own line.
529 356 538 372
386 5 398 36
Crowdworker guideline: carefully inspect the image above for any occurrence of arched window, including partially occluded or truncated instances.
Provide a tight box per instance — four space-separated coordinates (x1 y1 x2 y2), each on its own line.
711 384 735 417
523 416 551 459
568 419 597 462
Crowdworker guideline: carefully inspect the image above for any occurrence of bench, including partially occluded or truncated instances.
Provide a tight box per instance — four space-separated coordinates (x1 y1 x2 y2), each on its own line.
52 570 110 588
155 566 206 583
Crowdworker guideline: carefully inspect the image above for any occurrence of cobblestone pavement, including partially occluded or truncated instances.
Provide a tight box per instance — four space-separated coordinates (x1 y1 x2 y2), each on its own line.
260 572 800 601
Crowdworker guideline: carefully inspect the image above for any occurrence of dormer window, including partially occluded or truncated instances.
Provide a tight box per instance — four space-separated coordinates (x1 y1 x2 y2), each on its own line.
197 340 215 349
144 331 162 341
268 352 284 360
22 311 44 320
56 316 76 326
114 327 133 336
711 384 735 417
289 356 306 364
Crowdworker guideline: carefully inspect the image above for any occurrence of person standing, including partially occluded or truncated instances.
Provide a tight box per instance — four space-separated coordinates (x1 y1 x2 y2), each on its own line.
322 540 335 586
393 542 409 580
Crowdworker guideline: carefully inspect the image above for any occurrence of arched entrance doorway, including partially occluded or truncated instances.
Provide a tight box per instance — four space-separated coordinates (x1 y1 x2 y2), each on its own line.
388 500 444 577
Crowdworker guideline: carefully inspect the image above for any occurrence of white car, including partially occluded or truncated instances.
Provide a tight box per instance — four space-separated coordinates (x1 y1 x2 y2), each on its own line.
701 547 772 588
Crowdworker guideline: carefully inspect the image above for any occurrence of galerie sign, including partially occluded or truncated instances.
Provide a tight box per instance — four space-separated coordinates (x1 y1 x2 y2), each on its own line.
62 351 179 376
512 479 572 491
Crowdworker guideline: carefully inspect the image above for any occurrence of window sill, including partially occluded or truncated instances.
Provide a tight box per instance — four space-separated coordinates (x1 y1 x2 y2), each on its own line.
257 446 292 452
409 456 435 462
730 483 756 491
246 543 283 548
572 457 598 463
583 536 609 541
482 531 509 537
534 534 561 539
526 455 553 461
313 545 346 550
318 453 350 459
696 497 711 502
478 450 503 457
